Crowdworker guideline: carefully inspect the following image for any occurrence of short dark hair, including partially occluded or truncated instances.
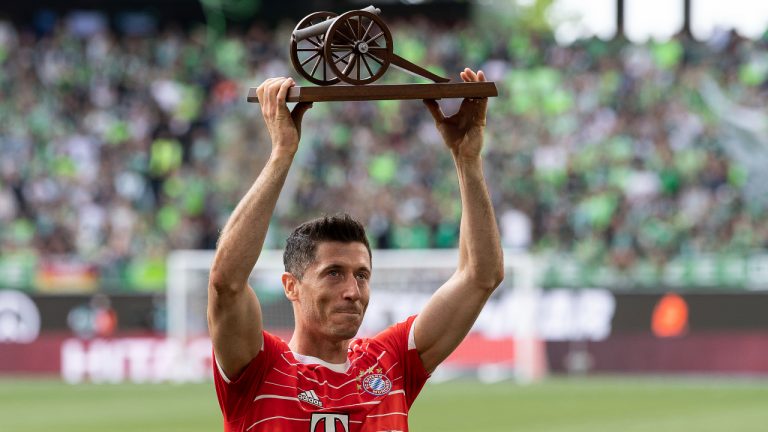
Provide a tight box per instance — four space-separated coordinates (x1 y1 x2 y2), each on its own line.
283 214 371 280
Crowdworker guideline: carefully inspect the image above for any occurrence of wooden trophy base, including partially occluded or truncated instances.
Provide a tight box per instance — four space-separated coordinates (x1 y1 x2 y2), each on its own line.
247 82 498 103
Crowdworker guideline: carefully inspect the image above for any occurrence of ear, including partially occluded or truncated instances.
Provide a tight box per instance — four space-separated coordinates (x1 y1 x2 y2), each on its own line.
282 272 300 301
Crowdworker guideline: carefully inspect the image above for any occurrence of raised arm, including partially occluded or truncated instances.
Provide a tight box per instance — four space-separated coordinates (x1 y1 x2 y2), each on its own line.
414 69 504 373
207 77 312 379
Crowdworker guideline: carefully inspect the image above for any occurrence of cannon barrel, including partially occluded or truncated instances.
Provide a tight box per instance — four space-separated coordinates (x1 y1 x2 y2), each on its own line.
292 5 381 42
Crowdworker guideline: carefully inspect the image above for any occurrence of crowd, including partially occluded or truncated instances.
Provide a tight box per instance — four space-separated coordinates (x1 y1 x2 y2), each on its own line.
1 14 767 291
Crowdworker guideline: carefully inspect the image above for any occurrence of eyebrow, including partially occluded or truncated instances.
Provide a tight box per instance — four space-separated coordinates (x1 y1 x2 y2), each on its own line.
319 263 371 273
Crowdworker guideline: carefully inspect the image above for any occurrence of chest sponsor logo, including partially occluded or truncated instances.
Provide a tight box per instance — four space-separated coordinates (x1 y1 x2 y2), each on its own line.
299 390 323 408
361 373 392 396
298 389 323 408
310 412 349 432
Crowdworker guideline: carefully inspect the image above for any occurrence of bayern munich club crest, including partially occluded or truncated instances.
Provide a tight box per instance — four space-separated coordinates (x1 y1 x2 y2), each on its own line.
361 373 392 396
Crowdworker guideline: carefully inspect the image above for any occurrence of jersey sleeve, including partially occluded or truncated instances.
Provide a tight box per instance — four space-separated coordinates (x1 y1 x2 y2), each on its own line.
371 315 431 407
212 331 282 424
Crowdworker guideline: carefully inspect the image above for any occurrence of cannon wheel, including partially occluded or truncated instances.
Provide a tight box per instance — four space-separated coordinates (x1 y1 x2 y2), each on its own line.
290 12 341 86
323 10 393 85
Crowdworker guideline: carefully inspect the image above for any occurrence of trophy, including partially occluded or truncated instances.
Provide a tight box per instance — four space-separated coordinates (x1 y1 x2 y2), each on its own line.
248 5 498 103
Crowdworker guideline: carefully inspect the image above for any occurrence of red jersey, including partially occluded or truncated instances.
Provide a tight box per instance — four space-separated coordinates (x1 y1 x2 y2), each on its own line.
213 315 430 432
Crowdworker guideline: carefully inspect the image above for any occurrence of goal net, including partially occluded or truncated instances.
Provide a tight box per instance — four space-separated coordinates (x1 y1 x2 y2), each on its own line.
166 249 547 383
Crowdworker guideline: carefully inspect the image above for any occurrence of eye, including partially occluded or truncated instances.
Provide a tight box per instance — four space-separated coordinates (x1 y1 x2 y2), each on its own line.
328 270 341 277
355 273 370 281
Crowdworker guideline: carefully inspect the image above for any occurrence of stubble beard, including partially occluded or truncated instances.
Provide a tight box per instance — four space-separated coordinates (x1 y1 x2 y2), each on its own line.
328 314 363 341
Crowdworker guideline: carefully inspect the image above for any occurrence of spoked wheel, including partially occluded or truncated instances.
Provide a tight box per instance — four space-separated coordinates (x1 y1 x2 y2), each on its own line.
323 10 393 85
290 11 340 86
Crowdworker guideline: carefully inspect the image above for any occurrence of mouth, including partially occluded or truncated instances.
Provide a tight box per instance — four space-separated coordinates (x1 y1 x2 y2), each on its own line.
333 308 361 316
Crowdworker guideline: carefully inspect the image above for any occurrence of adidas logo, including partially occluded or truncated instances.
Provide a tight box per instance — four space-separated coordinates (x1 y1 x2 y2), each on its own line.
298 390 323 408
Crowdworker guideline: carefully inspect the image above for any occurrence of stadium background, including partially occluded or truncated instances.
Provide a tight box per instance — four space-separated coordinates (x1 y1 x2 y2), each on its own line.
2 0 768 430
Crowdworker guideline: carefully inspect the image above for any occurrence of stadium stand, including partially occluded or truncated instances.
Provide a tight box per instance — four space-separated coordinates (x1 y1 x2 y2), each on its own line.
1 15 767 291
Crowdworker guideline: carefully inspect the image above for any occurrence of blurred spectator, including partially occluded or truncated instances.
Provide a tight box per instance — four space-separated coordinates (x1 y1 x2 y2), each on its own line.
0 13 767 291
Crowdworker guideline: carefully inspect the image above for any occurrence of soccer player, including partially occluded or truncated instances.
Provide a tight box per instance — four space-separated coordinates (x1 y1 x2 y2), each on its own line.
208 68 503 432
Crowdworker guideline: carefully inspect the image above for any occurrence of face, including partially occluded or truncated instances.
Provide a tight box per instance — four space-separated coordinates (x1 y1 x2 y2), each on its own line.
284 241 371 341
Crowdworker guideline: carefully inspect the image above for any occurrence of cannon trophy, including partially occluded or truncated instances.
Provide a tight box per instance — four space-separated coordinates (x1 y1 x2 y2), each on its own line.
248 5 498 102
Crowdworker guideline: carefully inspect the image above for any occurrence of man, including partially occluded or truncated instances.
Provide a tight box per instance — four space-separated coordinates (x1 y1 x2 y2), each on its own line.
208 68 504 432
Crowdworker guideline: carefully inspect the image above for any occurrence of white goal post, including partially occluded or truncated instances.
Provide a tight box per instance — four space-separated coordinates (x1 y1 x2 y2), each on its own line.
166 249 546 383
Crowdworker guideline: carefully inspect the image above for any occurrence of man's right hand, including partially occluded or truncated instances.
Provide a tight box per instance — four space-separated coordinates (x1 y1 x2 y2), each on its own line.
256 77 313 157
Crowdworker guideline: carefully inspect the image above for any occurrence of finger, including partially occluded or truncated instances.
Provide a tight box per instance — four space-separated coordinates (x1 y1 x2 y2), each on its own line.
276 78 294 111
266 78 286 117
259 78 277 113
477 70 486 82
422 99 445 123
259 77 280 90
291 102 313 125
464 68 478 82
257 77 279 104
256 84 265 104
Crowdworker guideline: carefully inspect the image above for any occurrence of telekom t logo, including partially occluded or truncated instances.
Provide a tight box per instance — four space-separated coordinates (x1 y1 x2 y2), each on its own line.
310 413 349 432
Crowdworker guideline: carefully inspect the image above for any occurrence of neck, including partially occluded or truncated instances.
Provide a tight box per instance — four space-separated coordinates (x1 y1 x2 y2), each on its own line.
288 328 350 364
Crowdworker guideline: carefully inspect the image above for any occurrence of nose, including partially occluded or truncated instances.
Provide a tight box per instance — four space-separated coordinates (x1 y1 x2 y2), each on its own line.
342 275 362 302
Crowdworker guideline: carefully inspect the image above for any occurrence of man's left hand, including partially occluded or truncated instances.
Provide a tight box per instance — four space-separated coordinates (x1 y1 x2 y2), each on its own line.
423 68 488 160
